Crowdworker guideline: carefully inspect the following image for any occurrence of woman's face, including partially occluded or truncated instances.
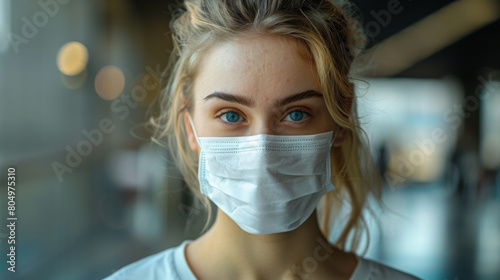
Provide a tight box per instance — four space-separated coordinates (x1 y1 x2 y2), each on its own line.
184 34 339 152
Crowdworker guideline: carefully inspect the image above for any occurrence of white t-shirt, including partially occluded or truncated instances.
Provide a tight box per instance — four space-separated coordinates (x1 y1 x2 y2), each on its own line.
103 240 422 280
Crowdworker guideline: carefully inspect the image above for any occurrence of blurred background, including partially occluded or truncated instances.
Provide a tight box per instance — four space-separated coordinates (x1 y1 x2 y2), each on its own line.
0 0 499 279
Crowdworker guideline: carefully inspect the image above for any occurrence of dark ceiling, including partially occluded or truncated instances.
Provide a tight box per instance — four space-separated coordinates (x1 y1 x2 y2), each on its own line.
350 0 456 44
346 0 499 79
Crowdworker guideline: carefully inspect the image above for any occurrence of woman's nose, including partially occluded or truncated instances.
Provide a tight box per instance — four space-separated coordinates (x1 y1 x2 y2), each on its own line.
249 121 278 136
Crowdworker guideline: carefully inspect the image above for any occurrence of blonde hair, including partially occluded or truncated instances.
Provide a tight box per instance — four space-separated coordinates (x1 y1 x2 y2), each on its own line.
150 0 382 252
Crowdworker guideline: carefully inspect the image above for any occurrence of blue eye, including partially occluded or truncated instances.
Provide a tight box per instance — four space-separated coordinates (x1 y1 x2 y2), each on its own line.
220 111 241 123
284 110 308 122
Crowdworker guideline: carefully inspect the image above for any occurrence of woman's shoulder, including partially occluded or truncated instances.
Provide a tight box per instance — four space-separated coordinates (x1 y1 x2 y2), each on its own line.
349 256 423 280
102 240 193 280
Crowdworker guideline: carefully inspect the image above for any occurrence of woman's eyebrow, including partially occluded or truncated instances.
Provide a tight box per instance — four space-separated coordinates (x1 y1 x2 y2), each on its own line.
275 90 323 107
202 90 323 107
203 92 254 107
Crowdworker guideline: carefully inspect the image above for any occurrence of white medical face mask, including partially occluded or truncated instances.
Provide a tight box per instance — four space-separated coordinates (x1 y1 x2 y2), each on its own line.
187 114 337 235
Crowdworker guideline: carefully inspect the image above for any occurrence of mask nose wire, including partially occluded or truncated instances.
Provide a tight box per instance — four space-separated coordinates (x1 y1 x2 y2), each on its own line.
187 113 201 147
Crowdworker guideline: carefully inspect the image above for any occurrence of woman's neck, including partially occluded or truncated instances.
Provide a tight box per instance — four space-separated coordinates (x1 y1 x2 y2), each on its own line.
185 209 358 280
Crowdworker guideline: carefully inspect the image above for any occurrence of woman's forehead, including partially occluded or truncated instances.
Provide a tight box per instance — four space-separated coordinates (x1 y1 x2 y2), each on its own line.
192 34 321 103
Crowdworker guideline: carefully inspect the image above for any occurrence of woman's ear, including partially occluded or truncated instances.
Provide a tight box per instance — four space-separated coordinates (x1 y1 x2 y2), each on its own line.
181 95 199 152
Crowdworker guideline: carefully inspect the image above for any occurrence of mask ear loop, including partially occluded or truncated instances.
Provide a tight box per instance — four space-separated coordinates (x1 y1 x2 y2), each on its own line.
331 126 341 146
187 113 201 147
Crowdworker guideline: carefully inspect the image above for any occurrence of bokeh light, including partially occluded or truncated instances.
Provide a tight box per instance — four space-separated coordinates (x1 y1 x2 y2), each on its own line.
94 65 125 100
57 41 89 76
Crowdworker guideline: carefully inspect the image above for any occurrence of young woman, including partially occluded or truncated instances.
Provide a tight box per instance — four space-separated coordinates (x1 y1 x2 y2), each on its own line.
105 0 422 279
